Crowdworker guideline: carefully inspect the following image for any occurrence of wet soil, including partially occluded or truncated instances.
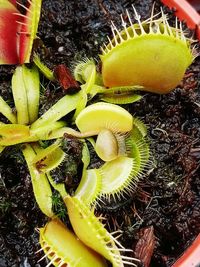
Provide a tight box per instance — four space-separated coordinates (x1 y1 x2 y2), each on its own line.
0 0 200 267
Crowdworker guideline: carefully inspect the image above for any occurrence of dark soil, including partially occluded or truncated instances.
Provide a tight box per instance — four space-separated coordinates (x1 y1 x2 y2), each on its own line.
0 0 200 267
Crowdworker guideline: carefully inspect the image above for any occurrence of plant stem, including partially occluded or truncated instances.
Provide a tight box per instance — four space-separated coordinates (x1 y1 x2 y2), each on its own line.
0 96 17 123
33 54 55 81
22 143 54 217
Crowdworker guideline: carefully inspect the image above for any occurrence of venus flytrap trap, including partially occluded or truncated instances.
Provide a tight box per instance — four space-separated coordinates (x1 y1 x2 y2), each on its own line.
65 195 139 267
98 156 138 201
31 140 66 173
75 168 103 205
74 142 98 204
125 123 150 174
39 219 108 267
76 102 133 134
75 141 103 205
0 0 42 64
100 93 142 105
74 7 195 96
0 0 21 64
17 0 42 64
100 7 195 93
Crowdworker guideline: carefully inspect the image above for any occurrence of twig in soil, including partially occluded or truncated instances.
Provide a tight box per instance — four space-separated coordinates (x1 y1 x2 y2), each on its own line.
97 0 112 20
134 226 156 267
181 164 200 196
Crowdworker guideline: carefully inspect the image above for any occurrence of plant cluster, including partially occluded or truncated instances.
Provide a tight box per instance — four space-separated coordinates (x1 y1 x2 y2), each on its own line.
0 1 196 266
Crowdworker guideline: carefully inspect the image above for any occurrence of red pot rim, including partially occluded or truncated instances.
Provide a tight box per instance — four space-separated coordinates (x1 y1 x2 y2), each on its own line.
172 234 200 267
161 0 200 40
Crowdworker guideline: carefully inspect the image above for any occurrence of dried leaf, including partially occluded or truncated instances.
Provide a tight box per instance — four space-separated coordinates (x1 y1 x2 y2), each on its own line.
134 226 156 267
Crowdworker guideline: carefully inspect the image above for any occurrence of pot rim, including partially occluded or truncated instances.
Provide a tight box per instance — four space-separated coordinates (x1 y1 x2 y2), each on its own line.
161 0 200 39
172 234 200 267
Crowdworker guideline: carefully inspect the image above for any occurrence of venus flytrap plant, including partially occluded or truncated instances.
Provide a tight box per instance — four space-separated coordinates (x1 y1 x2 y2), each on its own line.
1 4 184 267
0 80 150 267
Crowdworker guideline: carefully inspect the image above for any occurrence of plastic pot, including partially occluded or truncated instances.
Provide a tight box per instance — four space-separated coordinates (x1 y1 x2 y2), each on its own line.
172 234 200 267
160 1 200 266
161 0 200 39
